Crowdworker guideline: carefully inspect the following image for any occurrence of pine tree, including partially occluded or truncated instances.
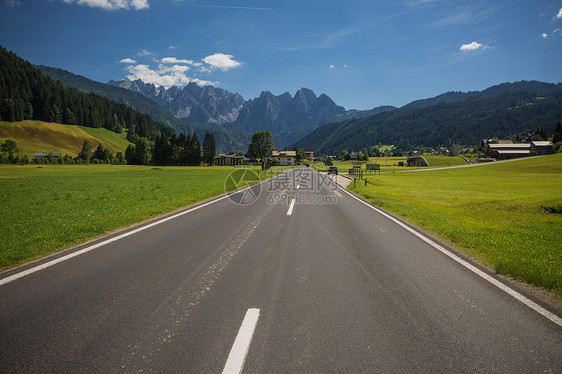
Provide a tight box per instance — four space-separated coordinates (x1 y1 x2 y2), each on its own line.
190 132 201 165
153 133 173 165
177 132 189 165
202 132 216 166
552 121 562 143
93 144 105 162
77 139 93 163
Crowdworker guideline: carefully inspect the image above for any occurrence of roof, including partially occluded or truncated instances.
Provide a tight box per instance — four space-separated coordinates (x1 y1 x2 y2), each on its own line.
215 154 246 159
482 139 513 144
272 151 296 157
531 141 553 147
496 150 530 155
487 143 530 149
33 152 61 157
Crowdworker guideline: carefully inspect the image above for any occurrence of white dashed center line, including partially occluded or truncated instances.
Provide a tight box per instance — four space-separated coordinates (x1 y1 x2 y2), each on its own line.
287 198 296 216
222 308 260 374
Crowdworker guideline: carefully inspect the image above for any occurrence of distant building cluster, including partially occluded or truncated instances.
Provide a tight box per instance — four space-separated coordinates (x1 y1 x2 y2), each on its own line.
214 150 314 167
481 138 553 160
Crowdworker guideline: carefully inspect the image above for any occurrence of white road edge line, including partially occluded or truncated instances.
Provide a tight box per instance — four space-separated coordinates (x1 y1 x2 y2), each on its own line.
340 187 562 328
0 181 267 286
287 198 296 216
222 308 260 374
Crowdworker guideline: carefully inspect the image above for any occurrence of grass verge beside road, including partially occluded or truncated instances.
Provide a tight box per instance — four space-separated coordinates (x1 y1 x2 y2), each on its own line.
0 165 263 270
350 154 562 293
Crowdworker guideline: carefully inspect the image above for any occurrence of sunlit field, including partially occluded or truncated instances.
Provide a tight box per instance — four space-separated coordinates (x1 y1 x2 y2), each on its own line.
351 154 562 292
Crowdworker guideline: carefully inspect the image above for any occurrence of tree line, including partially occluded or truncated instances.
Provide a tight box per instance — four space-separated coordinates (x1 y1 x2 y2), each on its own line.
0 131 217 166
126 131 216 166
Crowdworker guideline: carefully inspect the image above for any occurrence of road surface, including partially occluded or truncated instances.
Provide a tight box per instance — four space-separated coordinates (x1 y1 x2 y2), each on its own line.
1 167 561 373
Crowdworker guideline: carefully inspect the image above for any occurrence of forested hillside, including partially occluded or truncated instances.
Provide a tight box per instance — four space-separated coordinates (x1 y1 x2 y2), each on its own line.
0 47 173 141
294 88 562 154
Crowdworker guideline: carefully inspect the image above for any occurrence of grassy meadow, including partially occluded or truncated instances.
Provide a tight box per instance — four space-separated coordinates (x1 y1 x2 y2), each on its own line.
318 155 469 173
351 154 562 292
0 164 264 270
0 120 131 157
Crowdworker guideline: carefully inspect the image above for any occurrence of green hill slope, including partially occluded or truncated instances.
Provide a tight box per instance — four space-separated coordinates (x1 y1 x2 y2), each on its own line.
294 87 562 155
0 120 131 157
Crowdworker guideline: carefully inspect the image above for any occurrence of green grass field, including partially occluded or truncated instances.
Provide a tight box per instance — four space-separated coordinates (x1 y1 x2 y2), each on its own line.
320 155 468 173
78 125 131 153
0 164 265 270
0 120 132 157
351 154 562 292
423 155 469 167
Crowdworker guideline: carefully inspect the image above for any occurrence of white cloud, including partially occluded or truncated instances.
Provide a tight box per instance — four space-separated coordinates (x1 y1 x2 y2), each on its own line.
5 0 21 8
124 63 217 88
541 29 560 39
557 8 562 19
63 0 149 10
202 53 241 71
161 57 203 67
119 51 241 88
329 65 335 69
459 41 483 51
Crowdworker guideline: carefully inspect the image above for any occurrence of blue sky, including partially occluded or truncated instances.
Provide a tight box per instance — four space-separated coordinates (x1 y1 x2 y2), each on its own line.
1 0 561 109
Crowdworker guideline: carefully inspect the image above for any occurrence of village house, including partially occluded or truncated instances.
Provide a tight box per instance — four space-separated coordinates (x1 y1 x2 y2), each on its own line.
515 132 534 143
33 152 61 160
480 139 513 149
272 151 296 166
530 140 553 155
214 154 248 166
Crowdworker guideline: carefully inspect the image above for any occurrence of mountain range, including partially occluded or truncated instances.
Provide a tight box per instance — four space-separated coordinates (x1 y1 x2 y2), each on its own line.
38 64 562 156
108 79 370 146
294 81 562 155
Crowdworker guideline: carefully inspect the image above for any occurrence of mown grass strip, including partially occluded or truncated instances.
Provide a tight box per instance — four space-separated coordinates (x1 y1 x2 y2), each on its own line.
351 154 562 293
0 165 264 270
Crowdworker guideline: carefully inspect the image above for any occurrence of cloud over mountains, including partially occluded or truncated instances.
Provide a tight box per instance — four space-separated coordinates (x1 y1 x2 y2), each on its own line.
118 51 242 88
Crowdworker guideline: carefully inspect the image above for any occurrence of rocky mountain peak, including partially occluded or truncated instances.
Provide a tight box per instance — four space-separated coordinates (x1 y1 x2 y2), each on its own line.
109 78 348 146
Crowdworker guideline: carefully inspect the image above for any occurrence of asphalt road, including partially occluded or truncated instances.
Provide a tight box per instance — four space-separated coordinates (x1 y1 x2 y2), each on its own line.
1 167 561 373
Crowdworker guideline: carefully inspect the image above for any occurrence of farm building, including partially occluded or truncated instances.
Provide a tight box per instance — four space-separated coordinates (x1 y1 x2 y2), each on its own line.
485 141 553 159
485 143 530 159
406 155 430 167
531 141 553 155
33 152 61 160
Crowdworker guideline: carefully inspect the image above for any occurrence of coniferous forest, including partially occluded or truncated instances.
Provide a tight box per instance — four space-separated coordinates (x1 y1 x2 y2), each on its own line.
0 46 173 141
